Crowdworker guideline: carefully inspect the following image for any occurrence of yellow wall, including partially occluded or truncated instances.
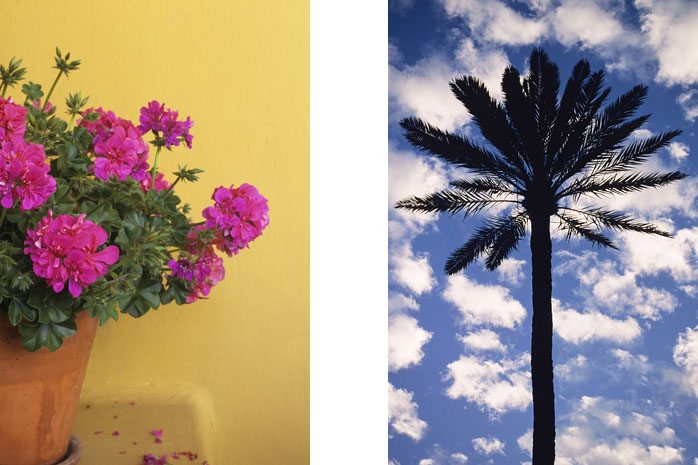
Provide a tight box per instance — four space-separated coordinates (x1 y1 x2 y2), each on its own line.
1 1 309 464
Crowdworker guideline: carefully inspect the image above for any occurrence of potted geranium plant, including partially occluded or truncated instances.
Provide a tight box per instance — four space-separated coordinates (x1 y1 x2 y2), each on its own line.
0 49 269 465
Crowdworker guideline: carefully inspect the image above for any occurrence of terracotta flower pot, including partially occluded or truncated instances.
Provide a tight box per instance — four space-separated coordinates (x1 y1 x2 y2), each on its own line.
0 312 97 465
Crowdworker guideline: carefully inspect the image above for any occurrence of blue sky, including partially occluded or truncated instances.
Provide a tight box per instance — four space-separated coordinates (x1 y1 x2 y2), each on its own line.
388 1 698 464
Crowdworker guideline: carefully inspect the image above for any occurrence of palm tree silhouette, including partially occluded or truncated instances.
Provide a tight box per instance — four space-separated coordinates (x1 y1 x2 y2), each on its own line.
395 48 686 465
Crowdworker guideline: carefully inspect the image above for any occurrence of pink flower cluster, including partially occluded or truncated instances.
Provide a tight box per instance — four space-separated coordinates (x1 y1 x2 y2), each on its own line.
169 226 225 303
0 97 27 143
0 140 56 210
80 108 150 182
140 171 170 193
24 212 120 298
138 100 194 149
202 184 269 256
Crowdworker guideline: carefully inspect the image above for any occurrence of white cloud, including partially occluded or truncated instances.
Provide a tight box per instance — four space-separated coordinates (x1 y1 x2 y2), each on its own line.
440 0 547 45
454 39 510 99
472 436 505 455
389 314 433 372
637 0 698 85
553 299 642 345
612 349 650 375
496 258 526 286
460 329 506 352
418 444 471 465
556 354 588 382
584 264 676 321
442 275 527 328
677 89 698 121
632 128 655 139
517 429 533 455
389 145 449 238
555 251 677 321
552 0 627 49
673 325 698 397
445 354 531 415
388 383 428 441
569 439 683 465
390 242 436 295
667 141 689 161
390 57 471 132
555 396 682 465
389 292 420 314
620 227 698 283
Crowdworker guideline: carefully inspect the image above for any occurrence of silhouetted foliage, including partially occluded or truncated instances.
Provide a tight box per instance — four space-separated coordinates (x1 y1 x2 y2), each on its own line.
396 48 686 465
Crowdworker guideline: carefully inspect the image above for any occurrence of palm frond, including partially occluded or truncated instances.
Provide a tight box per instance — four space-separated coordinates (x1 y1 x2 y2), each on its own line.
559 171 687 199
591 130 682 174
501 66 540 171
553 85 650 186
548 70 611 180
525 48 560 153
450 76 531 181
555 212 617 249
449 177 520 195
552 110 650 187
399 117 524 188
444 211 528 274
395 189 519 216
484 212 528 270
596 84 647 130
548 59 591 158
558 207 672 237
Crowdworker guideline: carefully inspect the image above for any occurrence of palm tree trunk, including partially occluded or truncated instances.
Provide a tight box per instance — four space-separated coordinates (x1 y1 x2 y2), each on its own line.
530 212 555 465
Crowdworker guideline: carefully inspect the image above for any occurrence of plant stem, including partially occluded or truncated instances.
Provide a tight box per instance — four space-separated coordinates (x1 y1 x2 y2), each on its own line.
150 145 163 188
165 176 181 193
0 83 6 98
68 113 76 129
42 70 63 112
0 208 8 229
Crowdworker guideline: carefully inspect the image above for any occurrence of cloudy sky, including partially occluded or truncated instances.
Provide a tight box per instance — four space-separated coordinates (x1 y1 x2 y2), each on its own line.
388 1 698 464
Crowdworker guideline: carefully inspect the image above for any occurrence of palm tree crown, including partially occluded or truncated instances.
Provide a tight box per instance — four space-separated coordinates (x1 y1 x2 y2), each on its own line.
396 49 685 273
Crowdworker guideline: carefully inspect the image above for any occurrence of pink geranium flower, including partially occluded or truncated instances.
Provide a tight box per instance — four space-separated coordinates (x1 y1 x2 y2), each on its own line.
24 212 120 298
80 107 150 182
138 100 194 149
139 171 170 192
202 184 269 256
168 226 226 303
0 97 27 143
0 140 56 210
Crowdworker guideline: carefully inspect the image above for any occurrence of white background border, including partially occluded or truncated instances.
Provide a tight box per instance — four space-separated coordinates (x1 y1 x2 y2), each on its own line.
311 1 388 463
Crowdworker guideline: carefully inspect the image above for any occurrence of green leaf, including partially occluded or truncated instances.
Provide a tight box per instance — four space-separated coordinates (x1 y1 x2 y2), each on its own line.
19 324 43 352
18 319 77 352
21 82 43 100
118 278 162 317
88 205 121 228
26 286 74 324
8 299 28 326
